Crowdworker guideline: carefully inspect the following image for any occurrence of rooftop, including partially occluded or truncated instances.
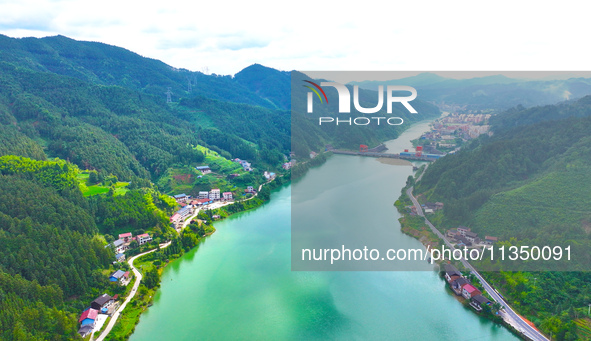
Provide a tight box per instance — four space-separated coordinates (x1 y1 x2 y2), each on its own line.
79 308 99 323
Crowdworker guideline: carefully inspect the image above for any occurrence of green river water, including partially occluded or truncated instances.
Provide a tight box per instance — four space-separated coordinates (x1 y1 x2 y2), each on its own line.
129 122 517 340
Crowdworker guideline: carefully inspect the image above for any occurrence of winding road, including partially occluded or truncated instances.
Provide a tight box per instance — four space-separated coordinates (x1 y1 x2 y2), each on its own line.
94 241 171 341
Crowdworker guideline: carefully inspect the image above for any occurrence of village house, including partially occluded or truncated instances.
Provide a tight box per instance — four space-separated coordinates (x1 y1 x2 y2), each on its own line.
118 232 132 243
264 171 276 180
310 151 317 159
137 233 152 245
209 189 221 200
456 236 472 247
196 166 211 174
79 308 99 327
109 270 129 284
223 192 233 200
245 186 255 193
282 162 292 170
198 191 209 199
457 226 471 236
112 239 126 254
115 253 125 262
177 206 192 220
462 284 482 299
470 295 492 312
451 277 470 294
443 264 462 283
90 294 113 311
464 231 480 244
170 213 181 224
195 198 213 206
484 236 498 245
78 325 93 338
173 193 190 203
446 228 458 240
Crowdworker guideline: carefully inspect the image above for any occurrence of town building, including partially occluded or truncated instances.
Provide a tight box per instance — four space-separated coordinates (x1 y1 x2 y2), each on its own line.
196 166 211 174
195 198 213 205
119 232 132 243
199 191 209 199
209 189 221 200
137 233 152 245
170 213 181 224
173 193 190 203
178 206 192 219
223 192 233 200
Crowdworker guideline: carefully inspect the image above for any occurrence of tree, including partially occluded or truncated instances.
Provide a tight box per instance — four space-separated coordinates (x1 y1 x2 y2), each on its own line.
143 268 159 289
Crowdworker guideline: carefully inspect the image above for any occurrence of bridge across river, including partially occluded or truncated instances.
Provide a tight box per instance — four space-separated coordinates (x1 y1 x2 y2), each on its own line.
331 149 437 162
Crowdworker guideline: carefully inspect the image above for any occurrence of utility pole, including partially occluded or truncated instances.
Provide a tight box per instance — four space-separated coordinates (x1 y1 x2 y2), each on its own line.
588 303 590 316
166 87 172 103
533 277 537 287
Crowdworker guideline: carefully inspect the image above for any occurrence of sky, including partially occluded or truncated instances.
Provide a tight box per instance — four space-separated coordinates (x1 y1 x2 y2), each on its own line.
0 0 589 76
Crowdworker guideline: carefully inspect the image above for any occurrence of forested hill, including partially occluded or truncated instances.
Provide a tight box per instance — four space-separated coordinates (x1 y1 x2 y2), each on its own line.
413 96 591 338
0 34 283 109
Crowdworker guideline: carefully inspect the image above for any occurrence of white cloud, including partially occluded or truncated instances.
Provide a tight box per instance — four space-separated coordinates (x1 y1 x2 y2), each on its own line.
0 0 589 75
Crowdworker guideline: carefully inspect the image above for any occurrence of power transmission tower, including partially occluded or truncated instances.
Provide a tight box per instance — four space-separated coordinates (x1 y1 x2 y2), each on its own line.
187 78 192 92
166 87 172 103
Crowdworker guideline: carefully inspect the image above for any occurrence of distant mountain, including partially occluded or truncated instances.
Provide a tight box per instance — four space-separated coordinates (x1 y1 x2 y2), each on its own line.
234 63 291 110
349 72 591 109
0 34 278 109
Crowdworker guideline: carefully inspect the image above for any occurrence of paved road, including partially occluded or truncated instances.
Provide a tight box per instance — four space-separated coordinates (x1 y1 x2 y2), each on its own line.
94 241 171 341
406 183 547 341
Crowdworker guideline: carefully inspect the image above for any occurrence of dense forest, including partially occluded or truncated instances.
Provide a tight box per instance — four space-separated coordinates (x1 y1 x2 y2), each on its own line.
413 96 591 339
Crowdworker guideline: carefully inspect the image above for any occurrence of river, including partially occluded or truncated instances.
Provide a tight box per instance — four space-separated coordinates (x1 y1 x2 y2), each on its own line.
129 122 517 340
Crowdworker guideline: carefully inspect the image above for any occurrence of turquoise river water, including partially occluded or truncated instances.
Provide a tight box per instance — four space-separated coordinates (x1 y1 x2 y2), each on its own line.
129 122 517 340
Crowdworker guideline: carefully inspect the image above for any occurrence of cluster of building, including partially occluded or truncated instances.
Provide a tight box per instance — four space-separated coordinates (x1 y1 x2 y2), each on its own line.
111 232 153 262
415 113 492 154
442 264 492 312
77 293 118 338
446 227 498 247
233 158 252 171
170 190 235 229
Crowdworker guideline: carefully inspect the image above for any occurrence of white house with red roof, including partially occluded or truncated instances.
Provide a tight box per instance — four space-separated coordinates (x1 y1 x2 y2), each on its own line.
223 192 233 200
118 232 132 243
137 233 152 245
462 284 482 299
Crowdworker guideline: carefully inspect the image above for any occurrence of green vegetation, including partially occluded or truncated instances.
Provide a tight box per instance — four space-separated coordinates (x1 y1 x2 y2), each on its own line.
409 96 591 340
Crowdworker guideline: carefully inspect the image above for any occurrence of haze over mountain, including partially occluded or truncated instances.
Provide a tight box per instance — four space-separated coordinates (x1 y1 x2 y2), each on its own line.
350 72 591 109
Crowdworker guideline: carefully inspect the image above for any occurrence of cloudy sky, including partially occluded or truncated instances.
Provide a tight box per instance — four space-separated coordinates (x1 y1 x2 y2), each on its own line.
0 0 588 76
